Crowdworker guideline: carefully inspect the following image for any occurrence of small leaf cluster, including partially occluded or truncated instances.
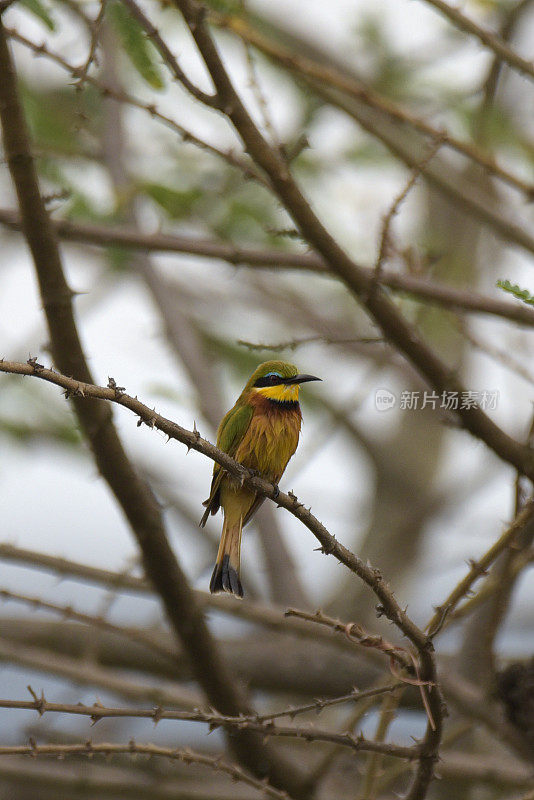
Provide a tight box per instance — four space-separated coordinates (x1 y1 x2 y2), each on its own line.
496 279 534 306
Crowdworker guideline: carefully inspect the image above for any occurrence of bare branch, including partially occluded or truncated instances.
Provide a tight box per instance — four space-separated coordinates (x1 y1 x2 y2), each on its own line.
0 635 200 707
0 694 417 758
0 742 289 800
418 0 534 82
426 500 534 636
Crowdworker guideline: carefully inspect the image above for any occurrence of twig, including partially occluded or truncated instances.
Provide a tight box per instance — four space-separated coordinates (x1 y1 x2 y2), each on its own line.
0 542 151 593
455 319 534 387
75 0 107 87
243 41 279 147
418 0 534 82
119 0 219 106
426 500 534 637
237 335 383 352
448 547 534 624
372 137 444 287
0 687 399 726
0 636 200 708
284 608 412 670
285 608 436 733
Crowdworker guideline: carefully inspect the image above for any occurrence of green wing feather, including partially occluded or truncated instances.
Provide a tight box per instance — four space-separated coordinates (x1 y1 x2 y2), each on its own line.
199 402 254 526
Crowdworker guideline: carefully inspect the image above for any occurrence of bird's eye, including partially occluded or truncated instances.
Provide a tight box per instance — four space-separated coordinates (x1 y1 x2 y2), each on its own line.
254 372 283 388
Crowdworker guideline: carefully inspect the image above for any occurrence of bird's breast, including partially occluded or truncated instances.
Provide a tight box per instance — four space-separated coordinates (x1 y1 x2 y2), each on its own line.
235 398 302 481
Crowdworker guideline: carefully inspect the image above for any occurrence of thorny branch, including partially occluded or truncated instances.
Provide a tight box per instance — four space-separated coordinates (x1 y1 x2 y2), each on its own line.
0 741 290 800
0 691 416 759
0 358 439 784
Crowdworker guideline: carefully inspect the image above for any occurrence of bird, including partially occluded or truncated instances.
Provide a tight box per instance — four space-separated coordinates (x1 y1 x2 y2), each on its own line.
200 360 321 597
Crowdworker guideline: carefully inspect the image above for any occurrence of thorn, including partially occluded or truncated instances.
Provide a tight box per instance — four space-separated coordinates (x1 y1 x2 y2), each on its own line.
107 376 125 396
27 356 44 372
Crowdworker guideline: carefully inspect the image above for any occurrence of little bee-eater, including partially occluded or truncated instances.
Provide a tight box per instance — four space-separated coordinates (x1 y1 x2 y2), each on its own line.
200 360 321 597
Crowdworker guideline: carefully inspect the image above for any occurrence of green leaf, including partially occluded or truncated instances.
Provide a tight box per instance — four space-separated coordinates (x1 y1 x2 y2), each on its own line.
143 182 202 218
496 279 534 306
108 1 165 90
20 0 55 31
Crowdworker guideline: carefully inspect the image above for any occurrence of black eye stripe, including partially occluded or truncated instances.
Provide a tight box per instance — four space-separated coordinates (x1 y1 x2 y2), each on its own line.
254 373 284 387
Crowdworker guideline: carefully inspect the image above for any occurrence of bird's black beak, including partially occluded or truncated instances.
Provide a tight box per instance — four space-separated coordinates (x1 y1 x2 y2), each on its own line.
285 374 322 385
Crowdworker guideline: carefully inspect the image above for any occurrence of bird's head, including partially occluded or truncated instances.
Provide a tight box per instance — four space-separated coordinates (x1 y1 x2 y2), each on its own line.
244 360 321 404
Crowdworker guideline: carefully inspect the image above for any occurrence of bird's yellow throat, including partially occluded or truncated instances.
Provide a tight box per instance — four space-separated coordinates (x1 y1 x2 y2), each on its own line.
254 383 299 403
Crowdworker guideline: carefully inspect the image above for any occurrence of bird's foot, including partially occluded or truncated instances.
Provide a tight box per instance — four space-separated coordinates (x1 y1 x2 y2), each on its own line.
272 483 280 499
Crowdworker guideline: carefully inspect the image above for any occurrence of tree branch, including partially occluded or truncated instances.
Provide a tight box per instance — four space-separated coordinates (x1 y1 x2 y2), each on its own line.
0 742 289 800
426 499 534 637
419 0 534 82
0 695 417 759
1 207 533 326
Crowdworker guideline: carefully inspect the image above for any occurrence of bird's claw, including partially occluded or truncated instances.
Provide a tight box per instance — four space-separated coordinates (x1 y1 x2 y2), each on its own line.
272 483 280 499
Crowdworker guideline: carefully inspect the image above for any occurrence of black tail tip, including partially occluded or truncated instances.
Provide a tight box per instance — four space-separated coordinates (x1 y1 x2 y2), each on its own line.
210 555 243 598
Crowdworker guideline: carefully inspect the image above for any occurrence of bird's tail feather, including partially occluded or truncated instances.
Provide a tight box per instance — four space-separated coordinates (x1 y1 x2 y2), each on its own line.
210 516 243 597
